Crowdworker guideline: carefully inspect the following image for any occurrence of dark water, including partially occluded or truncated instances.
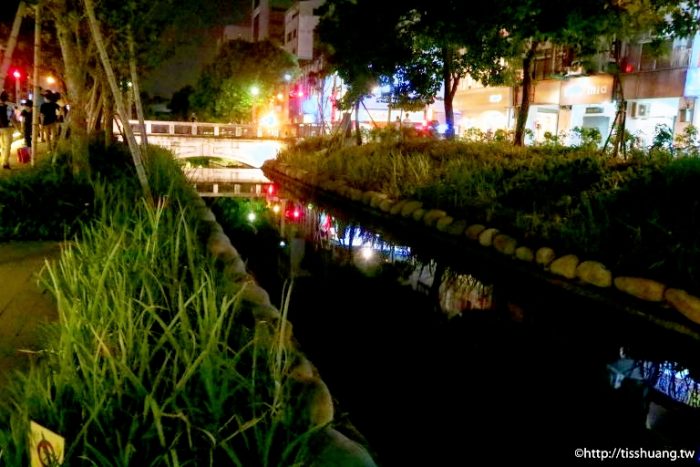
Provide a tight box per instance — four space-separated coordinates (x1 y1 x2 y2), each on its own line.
212 197 700 466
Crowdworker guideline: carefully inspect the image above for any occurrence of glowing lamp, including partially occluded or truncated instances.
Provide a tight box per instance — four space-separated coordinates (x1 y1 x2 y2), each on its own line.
12 70 20 79
267 184 275 195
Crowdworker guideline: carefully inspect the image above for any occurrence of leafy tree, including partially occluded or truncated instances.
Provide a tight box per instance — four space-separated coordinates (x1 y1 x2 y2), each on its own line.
316 0 413 144
168 84 194 121
395 1 510 139
190 39 298 123
317 0 508 140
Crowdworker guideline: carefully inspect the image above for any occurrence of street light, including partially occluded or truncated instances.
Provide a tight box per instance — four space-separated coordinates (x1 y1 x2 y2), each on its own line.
12 70 21 102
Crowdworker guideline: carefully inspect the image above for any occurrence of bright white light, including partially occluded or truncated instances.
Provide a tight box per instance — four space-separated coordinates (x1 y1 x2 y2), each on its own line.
284 73 292 82
279 240 286 247
437 124 448 134
372 86 380 95
247 212 257 222
46 76 56 85
361 247 374 260
260 112 278 127
272 204 281 214
250 86 260 96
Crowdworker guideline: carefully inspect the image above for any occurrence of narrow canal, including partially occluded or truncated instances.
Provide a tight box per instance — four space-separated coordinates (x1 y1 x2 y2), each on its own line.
210 194 700 466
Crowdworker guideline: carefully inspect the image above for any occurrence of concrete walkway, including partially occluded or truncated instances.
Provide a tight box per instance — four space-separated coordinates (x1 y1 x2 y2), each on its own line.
0 242 62 386
0 137 63 385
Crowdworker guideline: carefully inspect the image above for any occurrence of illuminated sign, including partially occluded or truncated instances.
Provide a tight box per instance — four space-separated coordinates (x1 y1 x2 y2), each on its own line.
488 94 502 103
560 76 614 105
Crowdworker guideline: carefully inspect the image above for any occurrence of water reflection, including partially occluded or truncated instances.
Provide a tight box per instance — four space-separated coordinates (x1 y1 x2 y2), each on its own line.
233 188 700 462
269 196 493 319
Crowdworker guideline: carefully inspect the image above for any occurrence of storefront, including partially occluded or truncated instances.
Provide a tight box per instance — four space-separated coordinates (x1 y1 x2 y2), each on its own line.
622 69 687 146
451 86 512 136
559 75 616 145
523 79 561 144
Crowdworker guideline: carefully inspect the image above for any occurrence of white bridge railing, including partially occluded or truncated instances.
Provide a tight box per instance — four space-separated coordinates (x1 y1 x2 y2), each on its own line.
117 119 330 139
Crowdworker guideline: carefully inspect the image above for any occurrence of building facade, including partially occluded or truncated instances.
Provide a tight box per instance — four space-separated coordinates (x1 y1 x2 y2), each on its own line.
445 35 700 146
252 0 293 44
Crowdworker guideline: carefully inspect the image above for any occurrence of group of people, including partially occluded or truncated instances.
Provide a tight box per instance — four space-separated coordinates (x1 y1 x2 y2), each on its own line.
0 89 67 170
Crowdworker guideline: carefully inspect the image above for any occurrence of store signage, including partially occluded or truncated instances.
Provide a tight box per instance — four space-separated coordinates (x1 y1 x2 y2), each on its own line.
560 76 614 105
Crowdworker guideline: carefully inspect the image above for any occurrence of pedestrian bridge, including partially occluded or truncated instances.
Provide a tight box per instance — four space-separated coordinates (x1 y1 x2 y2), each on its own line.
118 120 287 197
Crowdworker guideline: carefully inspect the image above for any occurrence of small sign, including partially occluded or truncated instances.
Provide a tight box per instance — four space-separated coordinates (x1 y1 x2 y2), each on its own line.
585 107 604 114
29 421 65 467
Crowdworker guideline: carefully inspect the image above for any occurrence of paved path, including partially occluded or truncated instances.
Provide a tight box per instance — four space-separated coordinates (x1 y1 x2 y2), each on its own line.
0 242 62 386
0 134 63 386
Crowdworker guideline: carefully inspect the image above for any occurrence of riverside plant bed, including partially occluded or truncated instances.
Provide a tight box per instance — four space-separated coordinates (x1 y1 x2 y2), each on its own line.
0 144 375 466
264 139 700 336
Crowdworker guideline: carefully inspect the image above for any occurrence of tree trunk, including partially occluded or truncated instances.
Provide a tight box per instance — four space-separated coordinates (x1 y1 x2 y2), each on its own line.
53 9 90 175
603 39 627 158
127 24 148 148
354 99 362 146
514 41 538 146
30 3 40 167
103 79 114 147
86 77 100 131
0 2 26 93
83 0 152 203
441 45 460 140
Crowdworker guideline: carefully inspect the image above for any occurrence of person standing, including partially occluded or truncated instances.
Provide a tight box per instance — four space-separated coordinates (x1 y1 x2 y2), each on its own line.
40 91 60 152
20 99 32 148
0 92 16 170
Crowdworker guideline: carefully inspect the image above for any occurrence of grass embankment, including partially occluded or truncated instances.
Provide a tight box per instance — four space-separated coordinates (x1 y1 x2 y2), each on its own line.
271 137 700 296
0 144 315 465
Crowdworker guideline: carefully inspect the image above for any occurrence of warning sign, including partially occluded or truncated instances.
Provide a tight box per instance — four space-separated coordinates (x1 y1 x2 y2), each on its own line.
29 421 64 467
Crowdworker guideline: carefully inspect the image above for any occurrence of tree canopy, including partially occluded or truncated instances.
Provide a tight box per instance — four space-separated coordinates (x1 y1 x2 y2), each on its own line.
190 39 298 123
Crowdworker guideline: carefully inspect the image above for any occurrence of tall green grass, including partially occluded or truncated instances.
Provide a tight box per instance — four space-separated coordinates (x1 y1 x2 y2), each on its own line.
0 147 316 465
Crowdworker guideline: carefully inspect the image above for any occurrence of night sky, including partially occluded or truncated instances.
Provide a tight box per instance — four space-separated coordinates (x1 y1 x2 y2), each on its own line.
1 1 22 25
1 0 251 98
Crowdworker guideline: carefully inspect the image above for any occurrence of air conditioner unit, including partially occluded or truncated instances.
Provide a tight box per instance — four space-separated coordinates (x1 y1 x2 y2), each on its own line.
631 102 650 118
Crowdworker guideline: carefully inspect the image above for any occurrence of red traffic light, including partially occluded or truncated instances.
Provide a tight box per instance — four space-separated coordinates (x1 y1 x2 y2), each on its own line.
12 70 20 79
